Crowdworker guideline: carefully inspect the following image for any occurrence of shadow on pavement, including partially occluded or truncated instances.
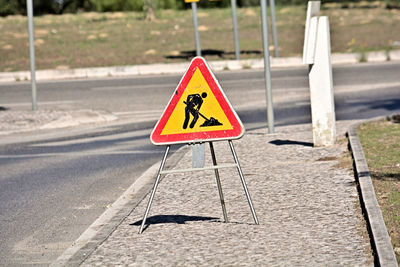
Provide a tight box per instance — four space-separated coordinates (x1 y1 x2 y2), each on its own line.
269 139 313 147
165 49 261 60
131 215 219 226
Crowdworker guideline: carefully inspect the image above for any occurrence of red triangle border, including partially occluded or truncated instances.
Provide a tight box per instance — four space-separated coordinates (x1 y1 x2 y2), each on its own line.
151 57 244 145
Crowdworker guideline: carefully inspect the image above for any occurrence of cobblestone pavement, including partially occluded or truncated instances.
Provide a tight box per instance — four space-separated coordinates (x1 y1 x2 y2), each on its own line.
81 121 373 266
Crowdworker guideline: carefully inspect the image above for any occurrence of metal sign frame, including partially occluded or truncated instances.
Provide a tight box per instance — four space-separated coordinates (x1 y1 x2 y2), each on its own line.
138 140 259 234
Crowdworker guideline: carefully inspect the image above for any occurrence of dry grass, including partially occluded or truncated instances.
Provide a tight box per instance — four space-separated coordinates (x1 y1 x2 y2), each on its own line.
358 119 400 263
0 5 399 71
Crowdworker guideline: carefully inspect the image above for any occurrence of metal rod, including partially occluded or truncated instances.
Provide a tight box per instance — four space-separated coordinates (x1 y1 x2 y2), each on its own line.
138 145 170 234
228 140 259 224
269 0 279 57
27 0 37 111
160 163 238 174
209 142 229 223
230 0 240 60
191 2 201 57
260 0 275 133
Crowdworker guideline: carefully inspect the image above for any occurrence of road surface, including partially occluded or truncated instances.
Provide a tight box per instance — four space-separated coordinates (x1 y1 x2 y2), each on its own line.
0 61 399 265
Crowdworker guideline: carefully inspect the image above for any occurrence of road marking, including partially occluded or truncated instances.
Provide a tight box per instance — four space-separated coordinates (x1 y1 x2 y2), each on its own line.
29 130 150 147
89 76 307 91
295 100 311 106
113 110 162 115
0 100 78 107
90 84 176 91
0 150 165 159
334 81 400 93
90 80 400 94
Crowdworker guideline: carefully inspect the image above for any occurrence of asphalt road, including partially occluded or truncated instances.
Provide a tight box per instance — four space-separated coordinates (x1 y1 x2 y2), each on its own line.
0 61 399 265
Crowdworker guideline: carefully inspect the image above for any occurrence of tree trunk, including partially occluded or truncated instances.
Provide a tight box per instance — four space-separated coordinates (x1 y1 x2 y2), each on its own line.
143 0 156 21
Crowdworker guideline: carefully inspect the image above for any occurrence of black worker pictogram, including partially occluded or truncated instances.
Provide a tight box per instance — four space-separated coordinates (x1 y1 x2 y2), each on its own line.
183 92 222 129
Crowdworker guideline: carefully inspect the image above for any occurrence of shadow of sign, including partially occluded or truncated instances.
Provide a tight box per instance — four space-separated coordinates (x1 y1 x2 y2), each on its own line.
131 215 219 231
269 139 314 147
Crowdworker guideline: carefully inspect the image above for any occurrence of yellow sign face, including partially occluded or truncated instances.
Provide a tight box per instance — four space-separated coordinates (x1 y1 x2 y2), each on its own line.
185 0 199 3
151 57 244 145
161 68 233 135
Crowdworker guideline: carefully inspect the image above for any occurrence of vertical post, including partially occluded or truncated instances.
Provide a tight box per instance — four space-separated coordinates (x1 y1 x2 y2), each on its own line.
230 0 240 60
308 16 336 147
209 142 229 223
191 2 201 57
269 0 279 58
139 145 170 234
27 0 37 111
192 143 205 168
228 141 259 225
303 1 320 64
260 0 274 133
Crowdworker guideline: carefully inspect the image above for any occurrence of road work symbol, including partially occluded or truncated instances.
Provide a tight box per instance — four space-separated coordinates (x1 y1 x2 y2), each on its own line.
183 92 223 129
150 56 244 145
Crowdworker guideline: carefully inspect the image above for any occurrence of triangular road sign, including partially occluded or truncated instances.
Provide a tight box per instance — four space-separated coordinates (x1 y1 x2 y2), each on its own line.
151 57 244 145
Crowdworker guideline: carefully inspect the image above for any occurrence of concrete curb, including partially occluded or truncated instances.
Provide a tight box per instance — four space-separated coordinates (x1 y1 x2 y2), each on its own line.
49 162 160 266
347 117 398 266
1 50 399 83
50 144 188 267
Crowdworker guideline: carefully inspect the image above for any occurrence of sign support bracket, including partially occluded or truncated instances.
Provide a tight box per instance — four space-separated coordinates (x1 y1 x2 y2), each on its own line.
138 141 258 234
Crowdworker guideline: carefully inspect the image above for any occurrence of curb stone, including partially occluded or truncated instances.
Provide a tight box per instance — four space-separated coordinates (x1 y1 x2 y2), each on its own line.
0 50 399 83
347 116 398 267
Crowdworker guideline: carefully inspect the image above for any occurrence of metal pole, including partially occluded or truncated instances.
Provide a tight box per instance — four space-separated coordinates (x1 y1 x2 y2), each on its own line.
230 0 240 60
228 141 259 225
260 0 274 133
269 0 279 57
27 0 37 111
192 143 205 168
209 142 229 223
139 145 170 234
191 2 201 57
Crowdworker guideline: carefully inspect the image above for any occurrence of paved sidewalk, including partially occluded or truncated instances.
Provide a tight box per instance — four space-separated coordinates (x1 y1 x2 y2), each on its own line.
78 121 373 266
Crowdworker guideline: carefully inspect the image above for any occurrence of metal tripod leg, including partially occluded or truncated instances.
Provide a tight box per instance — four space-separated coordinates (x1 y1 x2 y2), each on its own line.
138 145 170 234
228 140 259 225
209 142 229 223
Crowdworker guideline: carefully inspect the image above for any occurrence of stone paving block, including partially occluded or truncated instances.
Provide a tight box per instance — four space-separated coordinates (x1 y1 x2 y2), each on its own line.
81 122 373 266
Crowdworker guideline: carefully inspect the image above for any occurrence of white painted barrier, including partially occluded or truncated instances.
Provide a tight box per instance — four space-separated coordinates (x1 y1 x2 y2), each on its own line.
303 1 320 64
303 1 336 147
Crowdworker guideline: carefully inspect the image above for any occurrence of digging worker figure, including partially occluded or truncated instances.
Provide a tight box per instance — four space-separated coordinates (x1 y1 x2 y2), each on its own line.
183 92 207 129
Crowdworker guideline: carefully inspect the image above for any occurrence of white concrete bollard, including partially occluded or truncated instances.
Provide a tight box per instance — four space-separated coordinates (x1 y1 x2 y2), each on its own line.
303 1 336 147
308 16 336 146
303 1 320 64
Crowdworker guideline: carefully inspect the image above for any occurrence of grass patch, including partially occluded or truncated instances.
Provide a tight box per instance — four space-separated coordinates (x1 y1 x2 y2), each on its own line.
357 118 400 263
0 5 400 71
